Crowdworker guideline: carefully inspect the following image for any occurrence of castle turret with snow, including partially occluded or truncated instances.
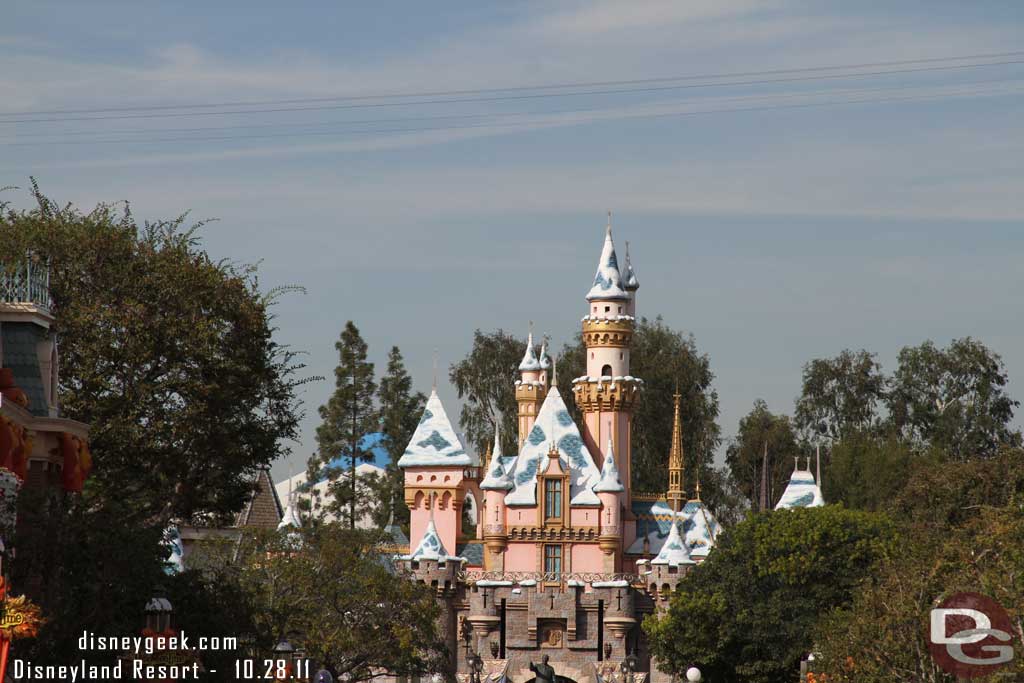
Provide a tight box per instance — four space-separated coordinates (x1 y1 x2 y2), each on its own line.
397 219 722 683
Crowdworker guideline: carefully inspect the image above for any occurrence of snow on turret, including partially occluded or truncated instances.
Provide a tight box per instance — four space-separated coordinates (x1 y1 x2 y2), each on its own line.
402 519 458 561
538 339 552 370
586 216 629 301
593 437 624 493
278 496 302 530
651 519 695 567
622 241 639 292
481 425 513 491
519 330 541 371
775 458 825 510
397 390 476 467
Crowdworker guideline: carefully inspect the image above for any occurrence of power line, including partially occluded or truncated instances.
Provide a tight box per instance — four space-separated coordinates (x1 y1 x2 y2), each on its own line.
3 58 1023 125
5 76 1022 144
3 83 1018 149
4 49 1023 117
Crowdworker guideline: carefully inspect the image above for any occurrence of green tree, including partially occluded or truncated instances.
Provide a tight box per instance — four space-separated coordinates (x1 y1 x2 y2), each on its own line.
234 525 448 680
313 322 378 528
374 346 426 531
725 399 802 510
560 316 721 496
0 185 304 523
887 337 1021 460
645 506 895 683
815 450 1024 681
794 349 886 443
823 434 917 512
449 329 523 457
10 494 168 664
817 500 1024 682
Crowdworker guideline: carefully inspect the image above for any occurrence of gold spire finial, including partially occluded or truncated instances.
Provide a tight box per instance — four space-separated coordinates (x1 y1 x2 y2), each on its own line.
666 389 685 512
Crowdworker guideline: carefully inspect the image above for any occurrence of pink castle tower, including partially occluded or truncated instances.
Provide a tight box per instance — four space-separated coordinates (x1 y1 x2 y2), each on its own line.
399 389 481 559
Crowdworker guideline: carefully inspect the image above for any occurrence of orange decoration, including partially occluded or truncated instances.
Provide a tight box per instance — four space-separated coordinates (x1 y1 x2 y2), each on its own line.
61 433 83 492
0 420 12 471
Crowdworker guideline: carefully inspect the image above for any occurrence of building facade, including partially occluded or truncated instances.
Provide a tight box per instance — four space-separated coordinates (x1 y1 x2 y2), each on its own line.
398 222 721 683
0 257 91 507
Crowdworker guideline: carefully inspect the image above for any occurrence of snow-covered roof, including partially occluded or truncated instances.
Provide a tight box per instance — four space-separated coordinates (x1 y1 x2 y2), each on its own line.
397 390 476 468
538 340 552 370
586 224 630 301
627 499 722 558
504 387 602 506
622 249 639 292
593 438 624 493
278 497 302 530
651 520 694 566
162 525 184 575
480 425 514 491
775 466 825 509
402 520 460 562
518 331 541 371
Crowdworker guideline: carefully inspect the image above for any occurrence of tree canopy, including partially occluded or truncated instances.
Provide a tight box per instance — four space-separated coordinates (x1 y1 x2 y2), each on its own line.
725 399 802 511
0 185 305 524
312 321 378 528
645 506 895 683
448 328 523 457
234 525 448 680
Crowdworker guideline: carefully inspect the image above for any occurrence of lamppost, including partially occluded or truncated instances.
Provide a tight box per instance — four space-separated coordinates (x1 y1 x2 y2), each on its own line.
685 667 702 682
460 619 484 683
620 651 639 683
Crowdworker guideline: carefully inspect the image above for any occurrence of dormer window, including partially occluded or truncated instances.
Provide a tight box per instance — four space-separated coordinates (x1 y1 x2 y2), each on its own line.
544 479 562 520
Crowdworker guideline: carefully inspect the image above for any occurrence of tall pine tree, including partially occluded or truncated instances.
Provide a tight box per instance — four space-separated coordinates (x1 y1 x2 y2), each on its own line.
374 346 426 531
314 321 378 528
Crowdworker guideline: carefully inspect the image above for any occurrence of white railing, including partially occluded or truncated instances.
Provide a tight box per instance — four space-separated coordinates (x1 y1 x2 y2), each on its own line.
459 570 639 586
0 257 51 311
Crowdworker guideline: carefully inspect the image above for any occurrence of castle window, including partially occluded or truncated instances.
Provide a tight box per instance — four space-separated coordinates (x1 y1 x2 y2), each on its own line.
544 544 562 574
604 305 610 313
544 479 562 519
618 306 622 314
601 364 612 377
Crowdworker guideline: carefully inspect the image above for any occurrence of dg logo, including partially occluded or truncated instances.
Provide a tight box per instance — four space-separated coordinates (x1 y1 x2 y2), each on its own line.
929 592 1014 678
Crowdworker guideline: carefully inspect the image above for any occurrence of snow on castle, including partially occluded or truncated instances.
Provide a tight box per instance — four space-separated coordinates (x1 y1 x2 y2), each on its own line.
396 218 722 683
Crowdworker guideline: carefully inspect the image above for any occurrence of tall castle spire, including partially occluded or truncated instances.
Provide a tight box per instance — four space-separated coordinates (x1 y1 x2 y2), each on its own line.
666 389 685 513
573 216 641 504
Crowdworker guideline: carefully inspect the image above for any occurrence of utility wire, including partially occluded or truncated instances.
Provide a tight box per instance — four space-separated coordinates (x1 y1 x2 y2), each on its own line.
4 49 1024 117
5 76 1022 143
3 83 1018 148
3 58 1023 125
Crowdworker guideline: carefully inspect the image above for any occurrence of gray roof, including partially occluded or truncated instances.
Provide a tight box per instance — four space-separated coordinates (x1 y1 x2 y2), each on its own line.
455 542 484 567
1 322 48 415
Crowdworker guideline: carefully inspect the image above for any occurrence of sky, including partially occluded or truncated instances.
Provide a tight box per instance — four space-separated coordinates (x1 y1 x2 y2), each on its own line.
2 1 1022 483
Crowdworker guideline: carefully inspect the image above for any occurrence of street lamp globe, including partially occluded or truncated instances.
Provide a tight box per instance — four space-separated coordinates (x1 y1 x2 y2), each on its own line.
685 667 702 682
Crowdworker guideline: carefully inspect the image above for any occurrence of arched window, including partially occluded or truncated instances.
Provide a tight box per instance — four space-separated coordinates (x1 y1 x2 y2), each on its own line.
601 364 612 377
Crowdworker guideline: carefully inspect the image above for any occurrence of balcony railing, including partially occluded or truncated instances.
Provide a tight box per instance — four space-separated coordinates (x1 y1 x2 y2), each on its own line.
459 570 640 587
0 257 51 311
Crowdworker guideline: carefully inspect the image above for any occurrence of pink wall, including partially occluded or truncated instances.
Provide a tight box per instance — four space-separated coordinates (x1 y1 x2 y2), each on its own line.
506 506 536 527
571 543 604 573
405 467 469 556
571 507 599 527
504 542 537 572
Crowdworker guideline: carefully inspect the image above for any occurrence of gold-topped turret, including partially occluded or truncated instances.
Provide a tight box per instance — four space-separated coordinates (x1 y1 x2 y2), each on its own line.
666 390 685 513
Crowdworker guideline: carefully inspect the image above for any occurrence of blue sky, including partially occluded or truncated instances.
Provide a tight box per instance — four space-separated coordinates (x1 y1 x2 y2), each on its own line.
2 1 1023 481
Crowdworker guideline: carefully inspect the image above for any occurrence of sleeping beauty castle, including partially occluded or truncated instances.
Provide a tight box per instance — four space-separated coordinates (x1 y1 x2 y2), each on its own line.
395 220 721 683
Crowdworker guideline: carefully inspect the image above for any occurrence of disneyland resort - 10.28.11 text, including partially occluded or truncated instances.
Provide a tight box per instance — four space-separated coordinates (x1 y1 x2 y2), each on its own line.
10 658 203 681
